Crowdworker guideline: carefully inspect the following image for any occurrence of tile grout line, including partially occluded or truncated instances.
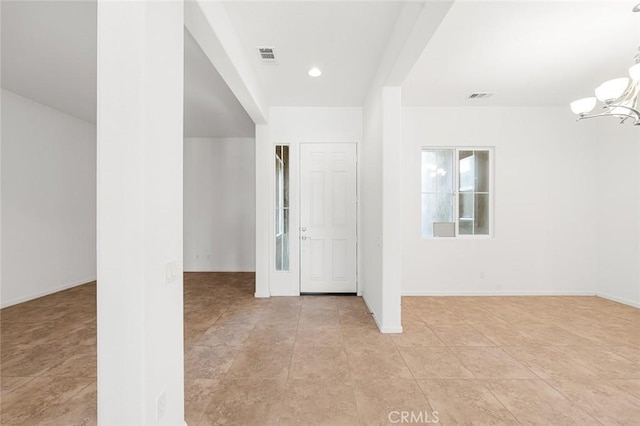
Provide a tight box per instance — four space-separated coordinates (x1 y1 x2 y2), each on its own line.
480 381 525 425
539 377 605 426
286 302 303 381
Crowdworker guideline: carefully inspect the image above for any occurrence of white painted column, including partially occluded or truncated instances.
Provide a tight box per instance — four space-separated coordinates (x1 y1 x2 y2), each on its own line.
97 1 185 424
0 1 4 309
382 87 403 333
635 135 640 308
255 124 271 297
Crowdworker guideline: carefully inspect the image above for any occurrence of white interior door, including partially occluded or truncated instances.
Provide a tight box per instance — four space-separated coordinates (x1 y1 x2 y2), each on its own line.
300 143 357 293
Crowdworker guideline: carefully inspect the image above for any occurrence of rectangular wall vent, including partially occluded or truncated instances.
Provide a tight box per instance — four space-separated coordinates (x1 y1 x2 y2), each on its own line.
468 92 494 99
257 46 277 64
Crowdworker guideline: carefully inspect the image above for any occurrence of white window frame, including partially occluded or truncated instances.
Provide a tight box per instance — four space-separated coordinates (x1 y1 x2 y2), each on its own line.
421 146 494 239
275 152 285 238
274 144 290 272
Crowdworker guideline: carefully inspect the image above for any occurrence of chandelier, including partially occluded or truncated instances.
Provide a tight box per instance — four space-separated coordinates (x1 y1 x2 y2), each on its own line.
570 4 640 126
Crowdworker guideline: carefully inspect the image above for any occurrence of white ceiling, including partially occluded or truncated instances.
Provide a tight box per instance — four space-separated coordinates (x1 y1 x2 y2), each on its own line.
184 29 254 138
222 1 405 107
1 1 97 123
5 0 638 120
1 1 254 137
403 0 640 107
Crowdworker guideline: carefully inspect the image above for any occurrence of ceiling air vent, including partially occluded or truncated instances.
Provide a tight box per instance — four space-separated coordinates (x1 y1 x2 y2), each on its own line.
468 92 494 99
257 46 277 64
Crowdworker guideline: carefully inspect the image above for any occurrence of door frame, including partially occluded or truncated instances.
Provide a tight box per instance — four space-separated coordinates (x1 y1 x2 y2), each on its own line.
298 142 359 294
267 140 362 297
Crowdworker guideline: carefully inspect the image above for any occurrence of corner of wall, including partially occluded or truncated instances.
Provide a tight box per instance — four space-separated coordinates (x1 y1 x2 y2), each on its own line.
254 124 271 298
1 90 97 307
593 119 640 308
1 276 97 309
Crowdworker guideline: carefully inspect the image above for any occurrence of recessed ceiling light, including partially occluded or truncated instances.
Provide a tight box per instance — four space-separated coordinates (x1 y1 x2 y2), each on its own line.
308 67 322 77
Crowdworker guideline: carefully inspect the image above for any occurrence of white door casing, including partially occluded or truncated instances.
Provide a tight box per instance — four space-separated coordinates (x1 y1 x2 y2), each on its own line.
300 143 357 293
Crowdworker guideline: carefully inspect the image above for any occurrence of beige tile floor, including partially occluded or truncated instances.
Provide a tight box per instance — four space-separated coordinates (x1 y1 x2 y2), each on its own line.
1 272 639 425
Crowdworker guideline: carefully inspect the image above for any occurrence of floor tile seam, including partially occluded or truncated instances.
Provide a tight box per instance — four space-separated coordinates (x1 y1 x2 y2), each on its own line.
395 345 423 382
602 347 640 365
606 379 640 400
451 345 542 381
0 376 37 396
427 377 524 425
434 329 498 345
467 322 513 347
6 376 94 406
348 380 371 425
423 323 448 348
546 345 634 376
188 342 247 349
40 372 97 379
552 324 612 347
498 345 587 380
538 377 605 425
445 344 481 381
412 377 444 422
497 347 541 380
339 343 354 383
213 341 247 382
1 361 60 379
0 372 45 378
287 304 303 381
64 379 96 403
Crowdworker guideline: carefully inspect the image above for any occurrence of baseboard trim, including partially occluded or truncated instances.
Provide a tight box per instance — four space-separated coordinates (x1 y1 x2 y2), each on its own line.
361 294 382 330
402 290 596 297
362 294 403 334
596 292 640 308
183 269 256 273
380 325 403 333
268 291 300 297
1 276 97 308
254 292 271 298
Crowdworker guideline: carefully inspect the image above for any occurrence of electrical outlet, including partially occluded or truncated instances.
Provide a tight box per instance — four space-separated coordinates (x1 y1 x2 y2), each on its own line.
156 391 166 421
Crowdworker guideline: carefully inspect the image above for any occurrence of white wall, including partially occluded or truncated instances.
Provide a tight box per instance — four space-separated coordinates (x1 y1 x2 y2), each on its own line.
361 87 404 332
255 125 270 296
595 121 640 307
401 106 599 296
184 137 256 272
362 89 384 322
1 89 96 307
267 107 363 296
381 88 403 332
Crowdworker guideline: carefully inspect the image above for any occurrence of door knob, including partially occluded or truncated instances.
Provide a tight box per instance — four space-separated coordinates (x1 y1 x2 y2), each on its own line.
301 236 307 240
301 227 307 232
